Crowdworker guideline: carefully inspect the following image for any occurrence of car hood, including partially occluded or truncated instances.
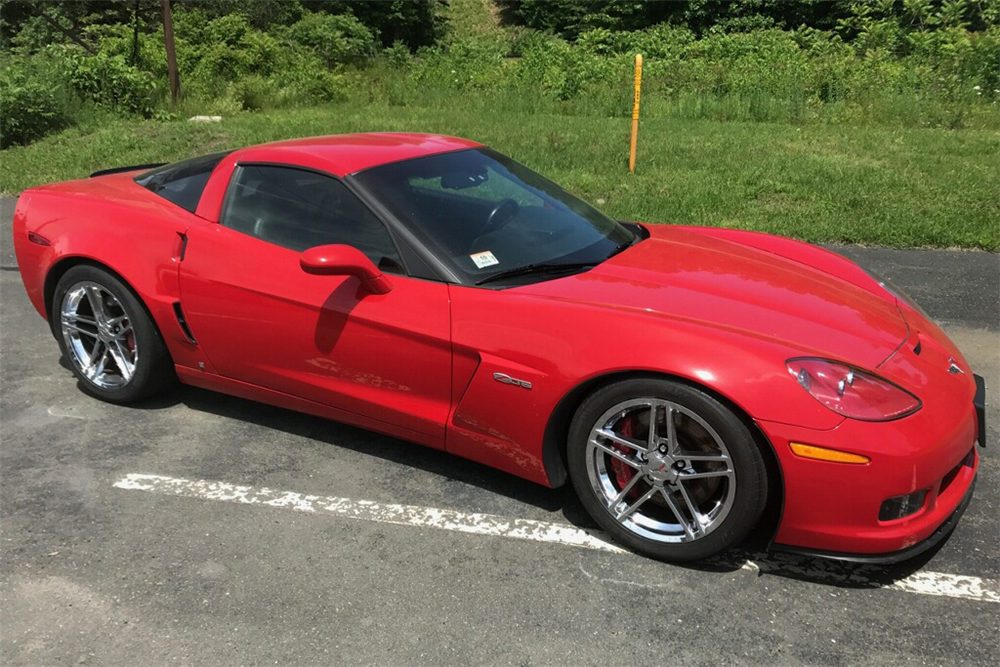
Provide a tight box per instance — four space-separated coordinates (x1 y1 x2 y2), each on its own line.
514 225 908 369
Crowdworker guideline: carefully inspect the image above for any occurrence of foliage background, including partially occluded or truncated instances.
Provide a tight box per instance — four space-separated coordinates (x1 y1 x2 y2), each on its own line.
2 0 997 148
0 1 996 249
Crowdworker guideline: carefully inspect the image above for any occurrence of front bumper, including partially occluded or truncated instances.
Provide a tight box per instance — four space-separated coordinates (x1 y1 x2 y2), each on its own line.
759 373 983 559
774 460 976 564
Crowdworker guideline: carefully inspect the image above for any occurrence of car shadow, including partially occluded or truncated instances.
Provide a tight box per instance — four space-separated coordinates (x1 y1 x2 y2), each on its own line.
145 380 592 521
119 374 954 592
687 539 950 586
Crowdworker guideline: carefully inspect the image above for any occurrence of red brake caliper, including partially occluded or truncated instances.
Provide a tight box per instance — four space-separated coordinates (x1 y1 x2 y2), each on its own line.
125 319 135 353
610 415 640 498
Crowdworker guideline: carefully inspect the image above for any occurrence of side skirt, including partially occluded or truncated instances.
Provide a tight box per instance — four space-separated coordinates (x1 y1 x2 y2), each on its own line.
175 365 445 451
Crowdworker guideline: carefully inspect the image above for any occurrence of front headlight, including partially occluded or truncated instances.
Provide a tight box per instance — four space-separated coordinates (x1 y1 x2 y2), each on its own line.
786 358 922 422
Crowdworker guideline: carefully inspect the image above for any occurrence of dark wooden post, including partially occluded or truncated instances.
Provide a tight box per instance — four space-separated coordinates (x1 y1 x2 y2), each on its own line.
131 0 141 66
161 0 180 102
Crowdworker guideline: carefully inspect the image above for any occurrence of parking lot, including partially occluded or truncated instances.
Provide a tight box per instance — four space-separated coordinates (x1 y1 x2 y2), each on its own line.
2 195 998 666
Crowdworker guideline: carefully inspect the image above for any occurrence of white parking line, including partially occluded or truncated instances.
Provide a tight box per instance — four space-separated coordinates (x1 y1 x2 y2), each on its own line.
47 406 89 420
114 473 625 554
113 473 999 604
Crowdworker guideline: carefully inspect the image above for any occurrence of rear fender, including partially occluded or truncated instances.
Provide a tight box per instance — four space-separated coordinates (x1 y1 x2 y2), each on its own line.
14 187 214 372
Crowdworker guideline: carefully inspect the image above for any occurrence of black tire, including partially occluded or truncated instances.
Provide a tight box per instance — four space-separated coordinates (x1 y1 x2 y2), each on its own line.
52 264 174 404
567 377 768 561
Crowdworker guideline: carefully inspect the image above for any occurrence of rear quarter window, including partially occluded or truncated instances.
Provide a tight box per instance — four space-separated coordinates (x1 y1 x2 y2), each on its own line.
134 151 231 213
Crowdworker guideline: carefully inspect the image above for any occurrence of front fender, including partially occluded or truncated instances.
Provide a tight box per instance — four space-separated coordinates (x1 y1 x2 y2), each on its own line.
445 284 839 487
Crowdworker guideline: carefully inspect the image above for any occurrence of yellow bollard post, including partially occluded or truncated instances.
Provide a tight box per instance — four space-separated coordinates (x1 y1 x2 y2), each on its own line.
628 53 643 174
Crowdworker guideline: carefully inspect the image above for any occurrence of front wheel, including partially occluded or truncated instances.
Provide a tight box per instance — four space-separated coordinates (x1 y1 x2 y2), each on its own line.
567 378 768 561
52 265 174 404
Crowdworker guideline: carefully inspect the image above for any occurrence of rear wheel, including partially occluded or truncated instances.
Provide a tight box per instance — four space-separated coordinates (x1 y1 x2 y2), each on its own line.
567 378 768 561
52 265 173 403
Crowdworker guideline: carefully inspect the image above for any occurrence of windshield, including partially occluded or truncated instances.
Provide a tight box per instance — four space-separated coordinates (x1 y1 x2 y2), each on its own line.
352 148 635 285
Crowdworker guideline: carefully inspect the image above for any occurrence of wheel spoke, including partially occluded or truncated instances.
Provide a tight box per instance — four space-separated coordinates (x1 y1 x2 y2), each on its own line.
64 313 97 326
675 453 729 463
609 473 643 509
95 351 108 377
87 343 107 378
659 488 696 539
85 285 108 326
678 469 733 480
675 481 707 533
108 340 134 381
663 404 677 454
596 428 646 453
62 322 98 338
86 341 104 367
646 403 659 451
615 485 658 521
591 440 642 470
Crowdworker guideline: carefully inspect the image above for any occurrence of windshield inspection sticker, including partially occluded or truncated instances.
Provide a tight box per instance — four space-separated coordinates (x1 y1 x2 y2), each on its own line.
470 251 499 269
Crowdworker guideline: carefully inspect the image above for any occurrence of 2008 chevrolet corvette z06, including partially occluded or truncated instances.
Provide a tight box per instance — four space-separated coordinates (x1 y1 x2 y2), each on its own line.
13 133 986 562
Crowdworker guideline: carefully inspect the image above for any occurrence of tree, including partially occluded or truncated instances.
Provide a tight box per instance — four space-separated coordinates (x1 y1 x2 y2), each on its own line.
161 0 179 101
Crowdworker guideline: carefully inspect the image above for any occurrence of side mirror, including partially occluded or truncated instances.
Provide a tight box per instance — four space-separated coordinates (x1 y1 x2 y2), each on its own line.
300 244 393 294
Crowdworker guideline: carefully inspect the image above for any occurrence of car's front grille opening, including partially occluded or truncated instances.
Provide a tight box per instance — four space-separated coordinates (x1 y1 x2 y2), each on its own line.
939 447 975 495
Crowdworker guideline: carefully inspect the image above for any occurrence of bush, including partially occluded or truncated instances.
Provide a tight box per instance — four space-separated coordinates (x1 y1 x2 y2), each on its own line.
284 12 376 66
85 21 168 79
414 34 509 91
228 75 277 111
518 35 619 100
0 49 79 147
186 14 286 83
66 51 157 116
0 74 68 148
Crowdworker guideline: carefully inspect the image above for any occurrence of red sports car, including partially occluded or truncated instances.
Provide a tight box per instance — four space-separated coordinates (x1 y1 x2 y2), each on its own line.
13 133 985 562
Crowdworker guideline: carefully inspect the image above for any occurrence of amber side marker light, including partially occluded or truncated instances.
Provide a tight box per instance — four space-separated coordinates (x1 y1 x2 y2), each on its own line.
790 442 871 465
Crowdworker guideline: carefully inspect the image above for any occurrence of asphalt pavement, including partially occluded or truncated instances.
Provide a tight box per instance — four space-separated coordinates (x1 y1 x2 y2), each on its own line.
2 195 998 666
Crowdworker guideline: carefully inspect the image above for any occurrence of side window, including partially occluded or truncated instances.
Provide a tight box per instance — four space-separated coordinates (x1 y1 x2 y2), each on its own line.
221 165 404 273
135 151 232 213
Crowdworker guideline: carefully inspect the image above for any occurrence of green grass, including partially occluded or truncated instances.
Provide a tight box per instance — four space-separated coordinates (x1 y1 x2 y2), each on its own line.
1 103 997 250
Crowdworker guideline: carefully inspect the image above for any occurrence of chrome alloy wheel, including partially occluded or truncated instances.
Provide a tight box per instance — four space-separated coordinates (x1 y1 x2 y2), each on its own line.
60 281 137 390
586 398 736 544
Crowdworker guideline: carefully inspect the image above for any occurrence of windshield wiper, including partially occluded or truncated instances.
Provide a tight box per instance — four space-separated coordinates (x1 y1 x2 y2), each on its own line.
605 240 632 260
476 262 597 286
605 228 643 260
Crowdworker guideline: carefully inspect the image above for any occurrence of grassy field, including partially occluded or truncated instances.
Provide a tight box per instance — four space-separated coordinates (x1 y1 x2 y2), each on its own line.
1 103 997 250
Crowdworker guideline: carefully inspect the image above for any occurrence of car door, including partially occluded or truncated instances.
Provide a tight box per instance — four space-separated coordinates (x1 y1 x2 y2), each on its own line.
178 163 452 444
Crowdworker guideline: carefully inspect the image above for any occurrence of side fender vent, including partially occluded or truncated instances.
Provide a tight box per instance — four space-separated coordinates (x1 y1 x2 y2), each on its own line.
172 302 197 345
